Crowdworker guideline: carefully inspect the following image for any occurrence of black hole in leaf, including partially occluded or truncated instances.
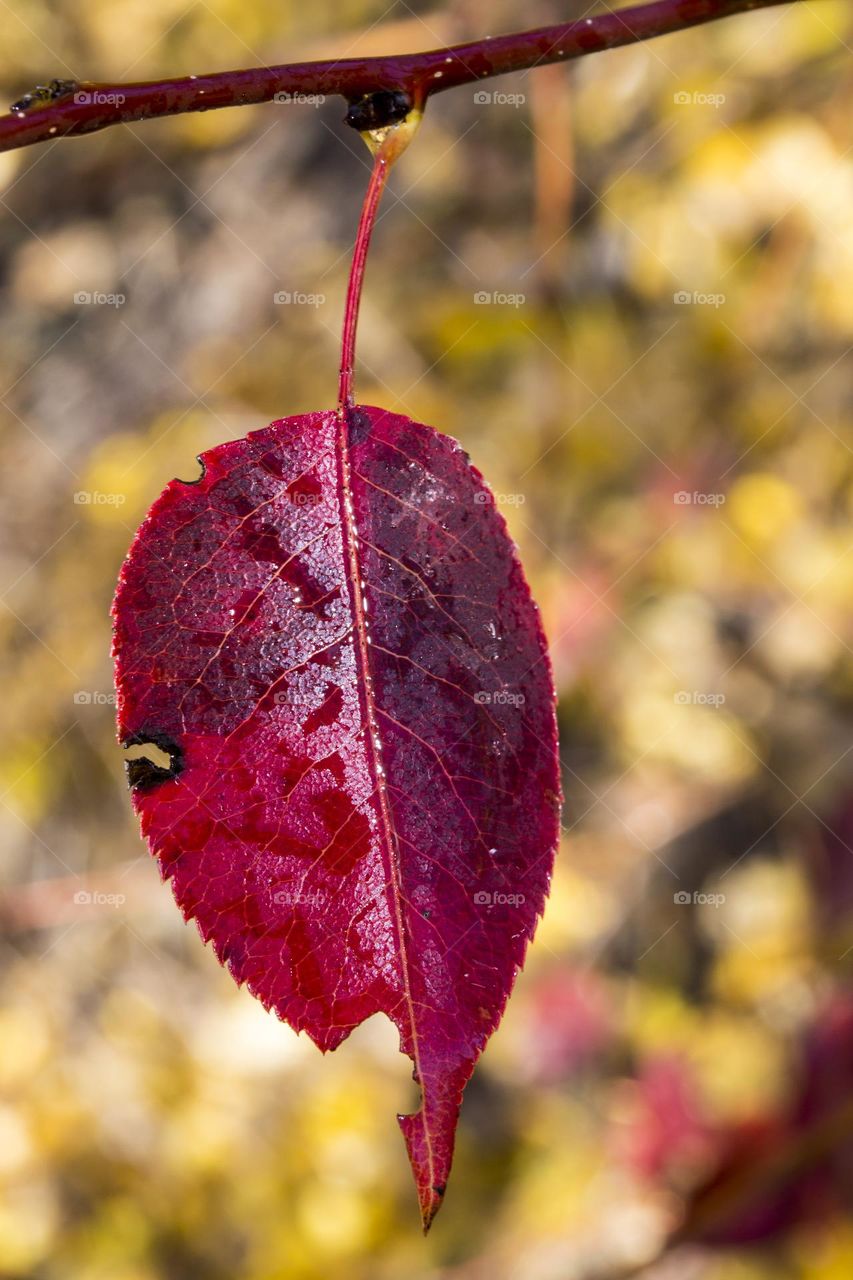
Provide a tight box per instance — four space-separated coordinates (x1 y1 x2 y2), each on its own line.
122 731 184 791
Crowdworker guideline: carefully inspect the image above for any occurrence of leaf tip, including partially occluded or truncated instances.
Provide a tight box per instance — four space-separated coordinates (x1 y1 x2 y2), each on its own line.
421 1182 446 1234
398 1103 454 1232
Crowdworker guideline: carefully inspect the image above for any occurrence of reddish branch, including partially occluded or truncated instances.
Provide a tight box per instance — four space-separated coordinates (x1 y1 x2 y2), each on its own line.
0 0 801 154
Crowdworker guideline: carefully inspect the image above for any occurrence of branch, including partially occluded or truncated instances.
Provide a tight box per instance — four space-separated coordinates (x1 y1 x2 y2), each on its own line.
0 0 803 155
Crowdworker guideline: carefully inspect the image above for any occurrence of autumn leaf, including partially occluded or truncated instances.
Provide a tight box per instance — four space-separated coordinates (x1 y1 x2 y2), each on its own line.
113 403 561 1226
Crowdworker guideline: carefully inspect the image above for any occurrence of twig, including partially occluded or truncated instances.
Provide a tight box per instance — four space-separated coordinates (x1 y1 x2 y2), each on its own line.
0 0 802 154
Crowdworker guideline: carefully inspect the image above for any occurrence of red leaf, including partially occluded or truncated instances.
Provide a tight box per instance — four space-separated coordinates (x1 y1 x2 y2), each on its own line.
112 404 561 1226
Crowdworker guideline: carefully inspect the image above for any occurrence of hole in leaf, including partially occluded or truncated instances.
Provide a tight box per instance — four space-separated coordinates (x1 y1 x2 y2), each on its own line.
344 1013 421 1113
122 731 184 790
176 455 206 486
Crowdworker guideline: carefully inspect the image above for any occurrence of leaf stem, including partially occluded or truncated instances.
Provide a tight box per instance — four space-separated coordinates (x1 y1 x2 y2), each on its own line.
338 114 421 410
338 150 391 411
0 0 804 155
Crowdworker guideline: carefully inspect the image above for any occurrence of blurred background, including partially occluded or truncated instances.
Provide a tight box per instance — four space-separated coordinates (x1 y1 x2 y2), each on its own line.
1 1 852 1276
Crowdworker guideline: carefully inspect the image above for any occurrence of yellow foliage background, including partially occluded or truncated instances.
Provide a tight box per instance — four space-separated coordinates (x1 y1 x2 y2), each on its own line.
0 2 851 1277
